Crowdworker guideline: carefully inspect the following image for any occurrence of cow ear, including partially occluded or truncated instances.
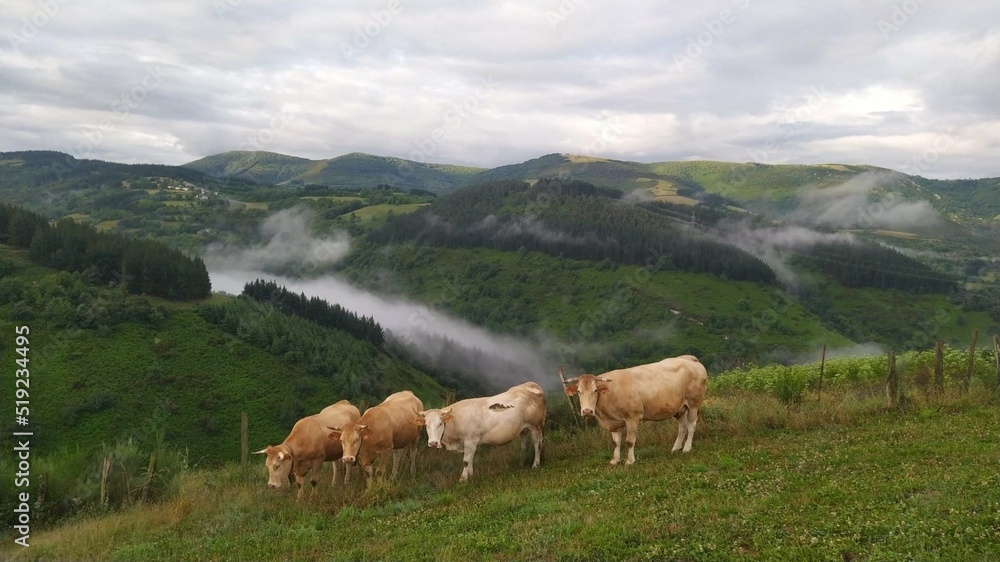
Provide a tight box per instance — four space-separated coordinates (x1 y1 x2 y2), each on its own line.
598 385 610 394
327 430 341 441
414 414 425 426
361 427 372 439
441 412 455 423
277 451 285 461
564 385 578 396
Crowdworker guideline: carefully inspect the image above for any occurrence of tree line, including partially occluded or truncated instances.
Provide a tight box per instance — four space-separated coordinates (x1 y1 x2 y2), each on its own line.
368 179 778 284
794 240 955 293
0 203 210 299
242 279 385 345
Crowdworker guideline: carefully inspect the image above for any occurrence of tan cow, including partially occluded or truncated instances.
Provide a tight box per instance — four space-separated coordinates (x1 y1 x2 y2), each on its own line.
416 381 546 482
328 390 423 487
563 355 707 465
253 399 361 500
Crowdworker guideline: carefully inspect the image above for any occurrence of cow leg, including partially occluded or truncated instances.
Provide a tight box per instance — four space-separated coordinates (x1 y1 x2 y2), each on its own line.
343 459 351 485
672 406 690 453
681 406 699 453
308 463 320 499
391 449 403 480
409 442 417 477
624 418 640 465
609 429 623 466
529 426 543 469
294 471 307 501
330 459 338 487
459 439 479 482
362 462 375 488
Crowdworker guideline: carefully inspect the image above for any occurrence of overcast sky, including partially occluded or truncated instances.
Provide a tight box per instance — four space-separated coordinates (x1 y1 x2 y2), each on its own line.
1 1 998 179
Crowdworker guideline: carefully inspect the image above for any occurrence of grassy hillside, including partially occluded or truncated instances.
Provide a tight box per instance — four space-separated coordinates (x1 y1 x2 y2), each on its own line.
185 151 484 193
181 151 313 185
0 245 448 463
8 388 999 561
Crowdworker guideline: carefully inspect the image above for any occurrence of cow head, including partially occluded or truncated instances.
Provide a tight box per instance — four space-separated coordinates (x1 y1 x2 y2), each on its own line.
328 422 370 465
415 408 453 449
563 374 611 417
253 445 293 489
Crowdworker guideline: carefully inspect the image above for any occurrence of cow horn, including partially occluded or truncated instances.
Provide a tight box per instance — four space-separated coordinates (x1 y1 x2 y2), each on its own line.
596 377 613 383
251 448 268 455
561 377 579 384
440 407 452 415
357 424 368 430
327 426 341 432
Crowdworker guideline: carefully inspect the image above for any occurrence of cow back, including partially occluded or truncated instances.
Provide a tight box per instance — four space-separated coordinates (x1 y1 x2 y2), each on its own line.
314 400 362 430
443 382 546 446
600 357 707 422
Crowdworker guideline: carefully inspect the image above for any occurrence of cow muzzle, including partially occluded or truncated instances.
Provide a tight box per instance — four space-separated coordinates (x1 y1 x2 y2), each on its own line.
428 441 441 449
581 408 595 417
342 456 356 464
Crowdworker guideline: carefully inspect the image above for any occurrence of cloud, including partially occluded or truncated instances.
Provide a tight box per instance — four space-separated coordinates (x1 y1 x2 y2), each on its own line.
711 221 853 288
210 268 561 391
205 210 563 391
204 208 350 273
791 172 944 230
0 1 998 178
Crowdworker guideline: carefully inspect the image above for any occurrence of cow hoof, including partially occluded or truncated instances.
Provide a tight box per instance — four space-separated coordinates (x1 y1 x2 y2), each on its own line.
609 460 619 466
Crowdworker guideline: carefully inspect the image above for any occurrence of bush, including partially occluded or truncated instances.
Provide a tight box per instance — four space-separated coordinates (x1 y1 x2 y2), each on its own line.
0 437 187 529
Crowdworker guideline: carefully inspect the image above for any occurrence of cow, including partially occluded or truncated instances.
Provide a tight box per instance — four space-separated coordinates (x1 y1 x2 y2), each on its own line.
253 399 361 500
327 390 423 487
416 381 546 482
562 355 707 466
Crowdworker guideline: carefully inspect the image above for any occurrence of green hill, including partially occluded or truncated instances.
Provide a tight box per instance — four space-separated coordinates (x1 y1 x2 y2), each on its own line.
0 245 449 463
185 151 484 192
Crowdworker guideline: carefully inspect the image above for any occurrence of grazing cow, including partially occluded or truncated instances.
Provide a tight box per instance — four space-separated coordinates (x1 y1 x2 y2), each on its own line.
416 381 546 482
253 400 361 499
328 390 423 486
562 355 707 466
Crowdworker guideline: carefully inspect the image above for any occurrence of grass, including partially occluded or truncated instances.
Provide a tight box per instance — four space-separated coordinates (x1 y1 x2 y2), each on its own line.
352 203 430 221
7 389 999 561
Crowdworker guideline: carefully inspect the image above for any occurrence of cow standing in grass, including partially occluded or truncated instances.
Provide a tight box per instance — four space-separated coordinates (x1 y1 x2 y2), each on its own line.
254 400 361 500
328 390 423 487
562 355 707 465
416 381 546 482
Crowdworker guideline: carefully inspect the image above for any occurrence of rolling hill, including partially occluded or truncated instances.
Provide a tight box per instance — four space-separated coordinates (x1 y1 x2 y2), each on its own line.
184 151 483 192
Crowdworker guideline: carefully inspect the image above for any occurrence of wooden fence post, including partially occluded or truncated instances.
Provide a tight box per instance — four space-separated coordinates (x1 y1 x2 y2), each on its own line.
934 340 944 394
100 457 113 507
240 411 249 472
817 343 827 402
558 365 583 427
964 329 979 394
886 351 897 408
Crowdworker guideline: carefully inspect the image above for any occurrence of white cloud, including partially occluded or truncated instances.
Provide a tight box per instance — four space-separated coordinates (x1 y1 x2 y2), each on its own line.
0 0 998 178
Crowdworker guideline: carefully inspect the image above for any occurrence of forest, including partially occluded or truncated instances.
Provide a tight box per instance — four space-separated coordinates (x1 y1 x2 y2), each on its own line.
369 179 779 284
0 204 211 300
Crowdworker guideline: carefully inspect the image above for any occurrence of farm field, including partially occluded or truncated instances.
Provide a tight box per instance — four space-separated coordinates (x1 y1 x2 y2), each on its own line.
7 391 999 562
